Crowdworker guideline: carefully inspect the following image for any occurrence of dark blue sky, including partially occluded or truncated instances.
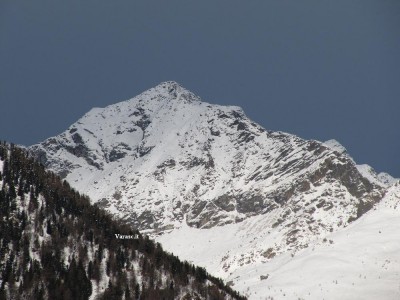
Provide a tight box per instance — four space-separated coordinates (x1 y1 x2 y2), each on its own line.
1 1 399 177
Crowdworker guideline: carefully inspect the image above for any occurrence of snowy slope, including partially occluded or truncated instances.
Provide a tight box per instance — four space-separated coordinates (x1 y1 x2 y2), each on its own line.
158 182 400 299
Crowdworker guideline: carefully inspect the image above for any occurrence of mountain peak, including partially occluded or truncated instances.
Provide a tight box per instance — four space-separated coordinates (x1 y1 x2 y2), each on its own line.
323 139 347 154
149 81 202 103
157 80 181 88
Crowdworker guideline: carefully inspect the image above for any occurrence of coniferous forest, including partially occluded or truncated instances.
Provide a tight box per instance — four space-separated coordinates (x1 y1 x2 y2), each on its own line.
0 142 246 300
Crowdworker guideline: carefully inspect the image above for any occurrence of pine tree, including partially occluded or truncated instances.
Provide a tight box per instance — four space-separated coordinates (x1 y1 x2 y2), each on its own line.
135 283 140 299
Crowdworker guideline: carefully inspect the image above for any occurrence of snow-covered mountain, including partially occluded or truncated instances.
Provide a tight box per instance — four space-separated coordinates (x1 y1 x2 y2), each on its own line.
28 81 399 299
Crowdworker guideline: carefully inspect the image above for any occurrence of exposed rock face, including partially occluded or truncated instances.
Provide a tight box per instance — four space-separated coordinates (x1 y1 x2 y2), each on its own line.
29 81 387 254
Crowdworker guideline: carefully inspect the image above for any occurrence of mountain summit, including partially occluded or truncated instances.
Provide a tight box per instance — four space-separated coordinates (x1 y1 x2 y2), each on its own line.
154 81 202 103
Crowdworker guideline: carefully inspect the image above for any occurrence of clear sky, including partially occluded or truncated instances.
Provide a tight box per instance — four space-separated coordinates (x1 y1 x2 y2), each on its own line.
1 1 399 177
